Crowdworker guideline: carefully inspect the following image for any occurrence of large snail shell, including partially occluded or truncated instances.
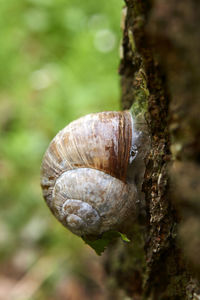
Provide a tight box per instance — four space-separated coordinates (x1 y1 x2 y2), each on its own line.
41 111 138 237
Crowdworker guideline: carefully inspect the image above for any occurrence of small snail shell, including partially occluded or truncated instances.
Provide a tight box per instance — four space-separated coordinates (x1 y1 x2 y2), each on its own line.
41 111 146 238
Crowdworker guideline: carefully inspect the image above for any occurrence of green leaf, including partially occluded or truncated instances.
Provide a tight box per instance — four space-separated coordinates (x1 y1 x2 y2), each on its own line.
82 237 109 256
82 231 130 255
119 232 131 242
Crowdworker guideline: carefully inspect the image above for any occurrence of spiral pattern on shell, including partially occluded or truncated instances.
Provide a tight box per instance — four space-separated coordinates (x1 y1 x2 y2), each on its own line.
41 111 137 237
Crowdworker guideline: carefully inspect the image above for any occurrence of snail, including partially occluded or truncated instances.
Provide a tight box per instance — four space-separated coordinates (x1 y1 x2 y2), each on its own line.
40 111 149 239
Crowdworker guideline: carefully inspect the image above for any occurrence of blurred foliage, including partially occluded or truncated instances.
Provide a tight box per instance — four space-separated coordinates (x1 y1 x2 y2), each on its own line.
0 0 123 298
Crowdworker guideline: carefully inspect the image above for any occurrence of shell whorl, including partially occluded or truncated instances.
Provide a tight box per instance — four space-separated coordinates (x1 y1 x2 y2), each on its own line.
41 111 136 237
52 168 136 236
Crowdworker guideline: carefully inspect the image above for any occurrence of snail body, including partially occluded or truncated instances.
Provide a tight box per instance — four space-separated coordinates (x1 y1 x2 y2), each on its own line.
41 111 148 238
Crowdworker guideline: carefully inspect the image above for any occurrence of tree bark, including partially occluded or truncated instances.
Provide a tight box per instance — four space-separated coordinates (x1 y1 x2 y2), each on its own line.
105 1 200 299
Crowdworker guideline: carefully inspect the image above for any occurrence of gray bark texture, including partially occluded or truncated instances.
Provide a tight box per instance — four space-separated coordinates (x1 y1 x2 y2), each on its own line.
104 1 200 299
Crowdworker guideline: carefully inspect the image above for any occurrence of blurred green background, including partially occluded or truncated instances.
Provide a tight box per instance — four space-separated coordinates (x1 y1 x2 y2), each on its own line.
0 0 123 299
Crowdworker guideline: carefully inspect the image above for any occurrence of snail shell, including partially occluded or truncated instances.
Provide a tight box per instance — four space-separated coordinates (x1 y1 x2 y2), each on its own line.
41 111 144 238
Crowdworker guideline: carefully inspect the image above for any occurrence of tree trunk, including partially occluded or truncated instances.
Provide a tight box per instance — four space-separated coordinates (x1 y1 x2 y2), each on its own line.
104 1 200 299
